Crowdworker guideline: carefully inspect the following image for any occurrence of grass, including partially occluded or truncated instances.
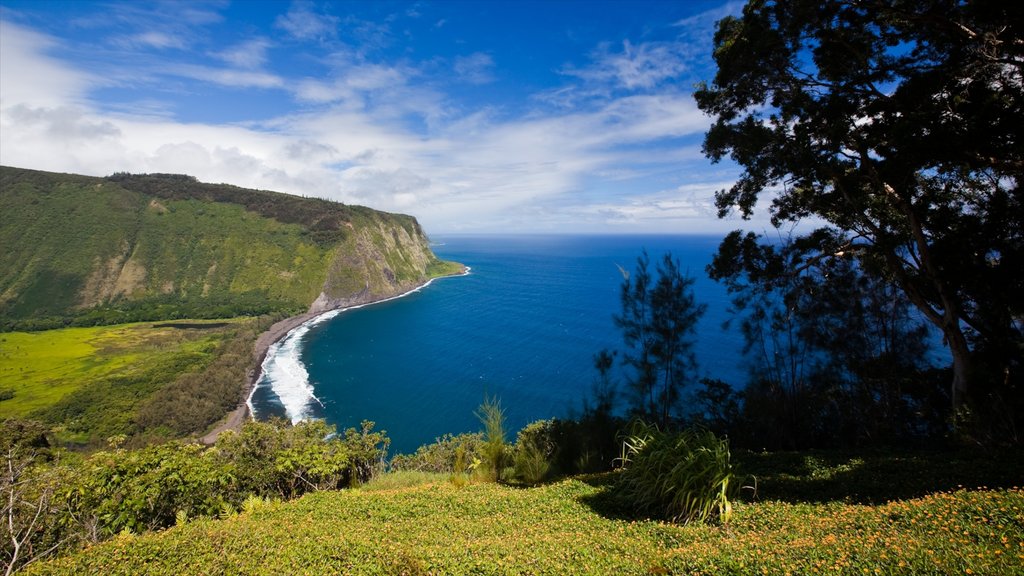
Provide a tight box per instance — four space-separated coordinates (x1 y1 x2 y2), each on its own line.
0 320 241 441
27 450 1024 575
426 259 467 278
359 470 450 492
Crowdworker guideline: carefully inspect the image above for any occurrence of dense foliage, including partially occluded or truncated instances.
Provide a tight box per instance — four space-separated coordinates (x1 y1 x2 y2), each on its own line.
106 172 421 247
705 231 949 448
695 0 1024 438
1 418 389 573
21 445 1023 575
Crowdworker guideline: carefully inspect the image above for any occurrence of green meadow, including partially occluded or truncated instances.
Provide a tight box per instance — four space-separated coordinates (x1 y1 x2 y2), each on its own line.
0 320 243 443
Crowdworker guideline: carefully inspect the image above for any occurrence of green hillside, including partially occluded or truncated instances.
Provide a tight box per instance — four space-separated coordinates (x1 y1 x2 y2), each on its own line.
0 166 461 444
0 166 457 331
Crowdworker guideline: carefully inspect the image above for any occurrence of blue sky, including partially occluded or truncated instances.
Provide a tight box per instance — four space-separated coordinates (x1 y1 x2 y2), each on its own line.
0 0 761 234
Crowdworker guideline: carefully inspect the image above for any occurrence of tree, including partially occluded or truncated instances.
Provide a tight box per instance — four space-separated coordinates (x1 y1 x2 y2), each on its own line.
709 229 941 447
615 251 706 428
695 0 1024 420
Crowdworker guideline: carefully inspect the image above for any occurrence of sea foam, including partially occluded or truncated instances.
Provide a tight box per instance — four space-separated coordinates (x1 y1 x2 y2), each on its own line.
248 270 470 424
248 310 338 423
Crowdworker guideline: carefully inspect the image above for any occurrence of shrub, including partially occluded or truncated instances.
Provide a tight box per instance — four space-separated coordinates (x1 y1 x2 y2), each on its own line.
512 420 554 485
390 432 484 474
69 442 236 536
615 422 736 524
215 419 389 497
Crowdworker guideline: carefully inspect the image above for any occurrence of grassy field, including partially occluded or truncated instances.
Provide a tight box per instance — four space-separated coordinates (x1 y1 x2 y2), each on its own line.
28 451 1024 575
0 320 242 442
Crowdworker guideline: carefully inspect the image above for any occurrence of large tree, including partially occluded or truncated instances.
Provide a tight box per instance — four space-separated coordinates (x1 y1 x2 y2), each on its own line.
695 0 1023 415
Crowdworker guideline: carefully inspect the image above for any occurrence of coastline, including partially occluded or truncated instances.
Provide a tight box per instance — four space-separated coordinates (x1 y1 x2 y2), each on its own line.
200 266 469 444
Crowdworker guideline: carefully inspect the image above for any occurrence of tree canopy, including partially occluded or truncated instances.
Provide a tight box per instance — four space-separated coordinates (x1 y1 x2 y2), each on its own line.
695 0 1023 428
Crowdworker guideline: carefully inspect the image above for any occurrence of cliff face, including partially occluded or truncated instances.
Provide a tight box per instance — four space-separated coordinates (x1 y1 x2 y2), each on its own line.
0 166 456 329
311 217 439 313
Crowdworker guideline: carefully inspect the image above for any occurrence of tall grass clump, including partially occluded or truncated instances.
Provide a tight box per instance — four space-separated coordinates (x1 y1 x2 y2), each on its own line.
474 395 508 482
616 421 736 524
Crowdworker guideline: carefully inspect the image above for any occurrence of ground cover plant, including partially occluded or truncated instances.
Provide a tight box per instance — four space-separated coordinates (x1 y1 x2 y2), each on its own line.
23 446 1023 575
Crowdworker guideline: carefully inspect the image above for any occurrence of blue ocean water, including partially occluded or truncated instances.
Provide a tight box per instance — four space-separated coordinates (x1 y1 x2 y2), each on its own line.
249 234 745 455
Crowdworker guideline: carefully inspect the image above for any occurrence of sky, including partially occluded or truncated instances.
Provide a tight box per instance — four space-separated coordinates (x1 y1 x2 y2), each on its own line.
0 0 761 235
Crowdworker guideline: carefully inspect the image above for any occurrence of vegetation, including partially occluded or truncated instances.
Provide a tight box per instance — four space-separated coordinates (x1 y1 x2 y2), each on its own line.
0 320 254 445
3 2 1023 573
615 422 737 525
705 232 948 449
390 432 484 475
2 418 390 573
1 166 458 332
474 395 509 482
694 0 1023 436
613 251 706 427
18 440 1022 575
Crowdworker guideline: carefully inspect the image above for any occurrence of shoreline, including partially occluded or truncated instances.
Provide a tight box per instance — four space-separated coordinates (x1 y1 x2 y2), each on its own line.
200 267 469 444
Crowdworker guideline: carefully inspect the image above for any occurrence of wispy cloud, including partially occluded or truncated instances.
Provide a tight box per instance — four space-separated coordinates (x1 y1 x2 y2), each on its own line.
116 30 185 50
0 3 753 234
564 40 690 91
0 20 92 107
276 1 338 42
212 38 273 69
454 52 495 85
168 64 284 89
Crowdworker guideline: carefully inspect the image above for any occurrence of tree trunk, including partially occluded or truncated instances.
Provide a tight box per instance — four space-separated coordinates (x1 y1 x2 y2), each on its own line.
945 322 972 414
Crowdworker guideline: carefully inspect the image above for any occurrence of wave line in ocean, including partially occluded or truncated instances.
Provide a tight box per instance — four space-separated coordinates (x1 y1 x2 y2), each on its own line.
247 271 470 424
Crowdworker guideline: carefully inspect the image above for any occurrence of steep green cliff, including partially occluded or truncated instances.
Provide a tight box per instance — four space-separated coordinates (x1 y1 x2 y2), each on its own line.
0 166 459 330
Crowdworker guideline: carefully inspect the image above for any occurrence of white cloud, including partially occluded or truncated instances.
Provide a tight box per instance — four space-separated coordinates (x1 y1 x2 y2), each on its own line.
213 38 272 69
168 64 284 89
454 52 495 85
276 1 338 41
564 40 689 91
0 20 92 108
117 31 186 50
5 104 121 139
0 9 748 235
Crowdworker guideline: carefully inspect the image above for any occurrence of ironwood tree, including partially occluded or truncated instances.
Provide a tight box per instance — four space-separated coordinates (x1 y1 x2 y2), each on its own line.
615 251 706 428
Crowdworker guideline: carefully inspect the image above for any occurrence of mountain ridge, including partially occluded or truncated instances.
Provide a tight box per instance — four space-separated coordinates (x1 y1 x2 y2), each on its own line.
0 165 461 331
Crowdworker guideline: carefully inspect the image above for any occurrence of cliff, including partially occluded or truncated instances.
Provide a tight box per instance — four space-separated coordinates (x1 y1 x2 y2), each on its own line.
0 166 459 330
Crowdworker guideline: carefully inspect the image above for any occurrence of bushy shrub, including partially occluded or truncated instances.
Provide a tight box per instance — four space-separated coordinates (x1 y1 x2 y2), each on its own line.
215 419 389 498
512 420 554 485
2 417 389 571
69 443 236 536
615 422 736 524
390 432 484 474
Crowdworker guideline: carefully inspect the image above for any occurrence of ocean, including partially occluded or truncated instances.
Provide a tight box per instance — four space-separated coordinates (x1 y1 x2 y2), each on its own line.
248 234 746 455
